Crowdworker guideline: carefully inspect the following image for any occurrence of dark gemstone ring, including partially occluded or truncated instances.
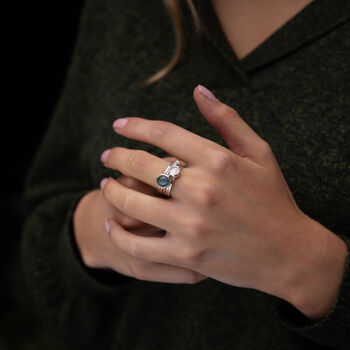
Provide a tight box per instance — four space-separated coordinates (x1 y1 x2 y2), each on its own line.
156 160 184 197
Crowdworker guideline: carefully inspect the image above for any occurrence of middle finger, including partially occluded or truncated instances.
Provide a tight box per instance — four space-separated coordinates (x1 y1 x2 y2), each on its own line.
113 117 224 165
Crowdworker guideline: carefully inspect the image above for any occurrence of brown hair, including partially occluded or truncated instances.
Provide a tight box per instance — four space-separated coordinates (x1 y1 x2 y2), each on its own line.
137 0 202 89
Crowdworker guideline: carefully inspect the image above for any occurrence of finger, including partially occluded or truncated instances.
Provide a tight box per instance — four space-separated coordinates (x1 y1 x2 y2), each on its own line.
128 260 207 284
117 175 159 196
116 175 164 228
102 147 192 199
105 220 207 284
112 116 227 166
117 213 153 230
194 85 274 167
101 176 177 231
106 218 176 265
110 176 149 228
129 225 165 237
117 175 171 228
162 156 177 163
117 159 179 196
118 211 164 232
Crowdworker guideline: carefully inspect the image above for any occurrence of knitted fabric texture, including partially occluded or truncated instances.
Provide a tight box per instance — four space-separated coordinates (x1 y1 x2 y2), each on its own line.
21 0 350 349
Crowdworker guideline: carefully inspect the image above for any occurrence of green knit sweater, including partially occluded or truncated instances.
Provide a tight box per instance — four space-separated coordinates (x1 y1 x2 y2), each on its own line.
21 0 350 349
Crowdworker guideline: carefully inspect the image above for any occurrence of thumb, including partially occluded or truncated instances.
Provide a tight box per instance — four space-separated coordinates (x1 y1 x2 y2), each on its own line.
194 84 273 166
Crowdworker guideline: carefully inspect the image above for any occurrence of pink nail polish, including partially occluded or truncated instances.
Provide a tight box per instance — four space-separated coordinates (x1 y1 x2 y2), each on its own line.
104 219 110 233
113 118 128 129
198 84 218 102
100 149 111 163
100 178 108 190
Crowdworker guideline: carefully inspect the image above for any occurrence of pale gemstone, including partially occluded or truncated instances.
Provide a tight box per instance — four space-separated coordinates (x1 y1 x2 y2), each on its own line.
169 166 180 176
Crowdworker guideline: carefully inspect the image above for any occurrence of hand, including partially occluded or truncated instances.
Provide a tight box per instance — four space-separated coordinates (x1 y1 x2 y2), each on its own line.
73 165 208 284
113 157 175 232
100 85 332 300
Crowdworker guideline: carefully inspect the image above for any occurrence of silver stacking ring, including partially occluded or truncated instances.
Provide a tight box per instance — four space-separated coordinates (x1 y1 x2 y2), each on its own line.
156 160 184 197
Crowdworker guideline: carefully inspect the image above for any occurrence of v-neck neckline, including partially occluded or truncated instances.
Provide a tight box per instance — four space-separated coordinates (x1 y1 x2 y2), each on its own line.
192 0 350 79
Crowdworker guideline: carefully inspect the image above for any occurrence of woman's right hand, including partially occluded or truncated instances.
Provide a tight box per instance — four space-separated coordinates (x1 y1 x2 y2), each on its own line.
73 173 207 284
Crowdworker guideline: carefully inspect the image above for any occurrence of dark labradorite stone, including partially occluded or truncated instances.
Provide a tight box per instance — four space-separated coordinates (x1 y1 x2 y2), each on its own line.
156 174 169 187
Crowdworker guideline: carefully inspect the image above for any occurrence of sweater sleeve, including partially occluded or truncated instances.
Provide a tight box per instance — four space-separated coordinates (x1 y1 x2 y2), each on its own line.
276 234 350 349
20 1 138 348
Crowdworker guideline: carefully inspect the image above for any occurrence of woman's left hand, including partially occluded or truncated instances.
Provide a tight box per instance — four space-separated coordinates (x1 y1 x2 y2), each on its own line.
100 85 328 301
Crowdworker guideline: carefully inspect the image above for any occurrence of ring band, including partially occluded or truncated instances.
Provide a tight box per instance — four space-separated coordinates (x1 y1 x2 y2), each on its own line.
156 160 184 197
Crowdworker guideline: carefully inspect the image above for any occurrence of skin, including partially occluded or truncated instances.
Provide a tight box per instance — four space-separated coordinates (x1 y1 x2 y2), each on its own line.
102 87 348 321
74 86 347 322
210 0 315 59
74 161 207 284
73 0 347 322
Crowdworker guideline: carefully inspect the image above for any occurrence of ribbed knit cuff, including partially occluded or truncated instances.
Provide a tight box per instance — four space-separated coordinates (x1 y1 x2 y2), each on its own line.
57 190 134 296
277 234 350 348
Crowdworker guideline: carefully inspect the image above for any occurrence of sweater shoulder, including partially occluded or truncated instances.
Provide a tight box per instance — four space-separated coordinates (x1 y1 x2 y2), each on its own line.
75 0 175 78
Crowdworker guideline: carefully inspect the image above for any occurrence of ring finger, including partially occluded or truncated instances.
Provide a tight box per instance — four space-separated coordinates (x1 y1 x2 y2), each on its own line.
101 147 192 199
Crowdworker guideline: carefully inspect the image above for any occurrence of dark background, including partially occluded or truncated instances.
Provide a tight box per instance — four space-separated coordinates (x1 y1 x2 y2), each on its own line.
2 2 85 348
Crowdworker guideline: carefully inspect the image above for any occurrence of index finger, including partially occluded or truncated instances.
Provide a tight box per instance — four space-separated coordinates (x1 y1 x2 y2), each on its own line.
113 117 224 165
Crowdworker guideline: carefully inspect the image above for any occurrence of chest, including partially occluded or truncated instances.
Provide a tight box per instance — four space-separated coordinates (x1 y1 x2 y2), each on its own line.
210 0 314 59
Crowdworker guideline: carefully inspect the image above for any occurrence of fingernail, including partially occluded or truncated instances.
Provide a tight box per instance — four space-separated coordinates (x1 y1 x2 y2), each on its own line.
104 219 111 234
100 149 111 163
100 178 108 190
198 84 218 102
113 118 128 129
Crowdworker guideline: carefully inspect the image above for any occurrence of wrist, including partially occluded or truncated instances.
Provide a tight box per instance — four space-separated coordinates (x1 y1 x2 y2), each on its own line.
277 216 348 321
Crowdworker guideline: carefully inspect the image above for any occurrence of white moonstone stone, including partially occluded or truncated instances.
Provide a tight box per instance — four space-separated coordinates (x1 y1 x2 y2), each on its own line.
169 166 180 176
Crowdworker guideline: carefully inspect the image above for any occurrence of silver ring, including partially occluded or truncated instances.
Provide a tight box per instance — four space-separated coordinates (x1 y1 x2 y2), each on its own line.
156 160 184 197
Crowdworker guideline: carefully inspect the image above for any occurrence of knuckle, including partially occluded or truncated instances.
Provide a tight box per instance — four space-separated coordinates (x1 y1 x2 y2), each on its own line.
221 105 240 121
193 182 217 208
260 139 272 155
212 150 235 172
187 272 206 284
129 261 148 280
150 121 173 140
191 218 207 237
188 218 204 237
118 214 137 228
128 150 149 173
179 246 205 268
186 216 207 238
129 237 144 258
119 193 135 213
186 272 204 285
